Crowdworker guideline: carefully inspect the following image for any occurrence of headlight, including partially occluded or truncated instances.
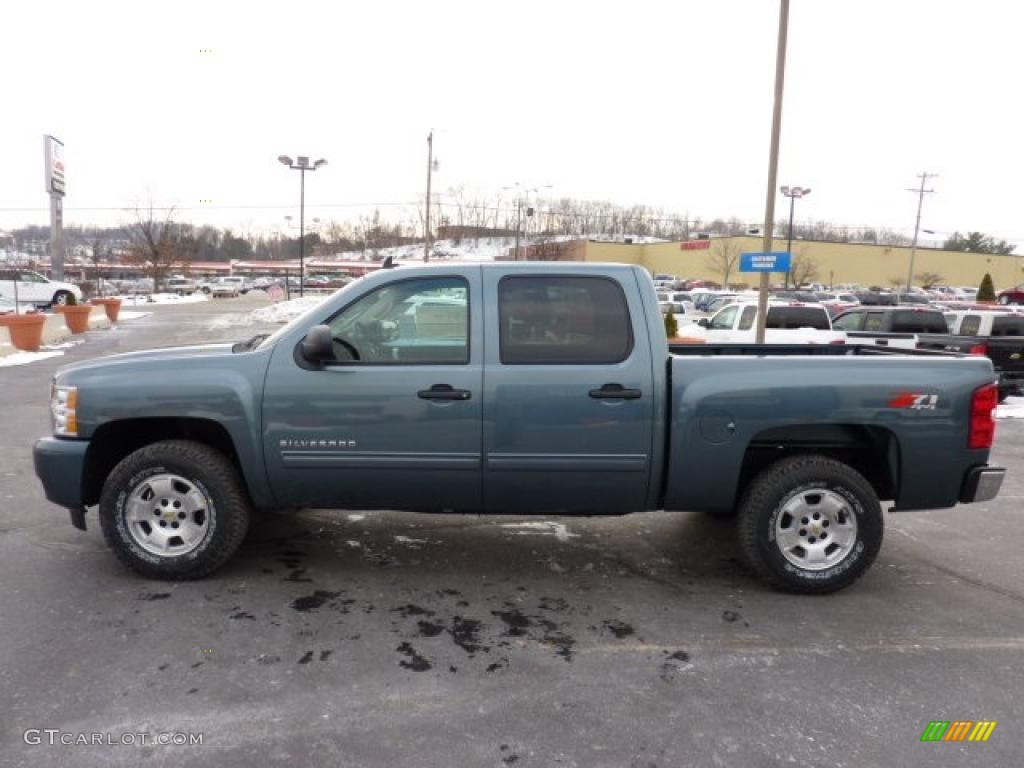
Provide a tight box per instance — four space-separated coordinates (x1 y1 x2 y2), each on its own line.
50 383 79 437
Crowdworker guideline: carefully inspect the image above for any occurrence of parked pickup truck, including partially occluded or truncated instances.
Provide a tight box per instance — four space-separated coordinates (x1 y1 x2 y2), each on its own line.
691 300 845 344
33 263 1006 593
917 309 1024 401
831 306 949 350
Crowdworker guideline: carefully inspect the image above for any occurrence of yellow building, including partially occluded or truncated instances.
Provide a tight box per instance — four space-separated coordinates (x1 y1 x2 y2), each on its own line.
521 236 1024 290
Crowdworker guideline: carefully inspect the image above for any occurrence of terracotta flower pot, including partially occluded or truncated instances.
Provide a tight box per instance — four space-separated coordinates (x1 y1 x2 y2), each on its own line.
90 297 123 323
0 313 47 352
54 304 93 334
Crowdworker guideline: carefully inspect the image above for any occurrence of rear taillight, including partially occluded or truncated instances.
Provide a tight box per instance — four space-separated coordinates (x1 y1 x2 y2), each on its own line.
969 343 988 356
969 383 998 449
828 339 846 345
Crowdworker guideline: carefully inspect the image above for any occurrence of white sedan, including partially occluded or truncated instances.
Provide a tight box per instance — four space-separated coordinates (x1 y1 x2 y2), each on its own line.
0 269 82 307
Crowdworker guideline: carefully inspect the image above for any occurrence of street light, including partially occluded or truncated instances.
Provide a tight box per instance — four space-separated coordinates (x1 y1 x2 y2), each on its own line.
504 183 552 260
780 185 810 289
278 154 328 296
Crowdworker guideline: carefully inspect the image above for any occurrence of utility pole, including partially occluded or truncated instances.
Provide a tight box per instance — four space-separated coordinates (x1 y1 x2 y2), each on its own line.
754 0 790 344
424 131 433 262
513 198 523 261
905 172 937 292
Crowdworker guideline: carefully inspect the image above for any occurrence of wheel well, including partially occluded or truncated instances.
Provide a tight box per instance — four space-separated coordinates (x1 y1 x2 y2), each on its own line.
83 418 241 507
738 424 899 504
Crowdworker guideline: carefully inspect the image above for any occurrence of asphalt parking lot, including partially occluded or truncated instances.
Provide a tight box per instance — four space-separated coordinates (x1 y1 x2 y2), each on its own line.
2 297 1023 767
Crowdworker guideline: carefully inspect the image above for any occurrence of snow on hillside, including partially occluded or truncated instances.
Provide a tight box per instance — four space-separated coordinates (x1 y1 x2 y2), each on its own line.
326 234 668 265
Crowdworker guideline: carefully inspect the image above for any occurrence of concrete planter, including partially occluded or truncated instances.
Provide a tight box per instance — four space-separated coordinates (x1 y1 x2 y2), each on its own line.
90 297 123 323
54 304 93 334
0 313 47 352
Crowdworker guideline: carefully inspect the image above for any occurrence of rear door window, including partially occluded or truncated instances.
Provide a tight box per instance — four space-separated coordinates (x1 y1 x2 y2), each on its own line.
499 276 633 364
738 306 757 331
863 312 886 332
958 315 981 336
992 316 1024 336
890 310 948 333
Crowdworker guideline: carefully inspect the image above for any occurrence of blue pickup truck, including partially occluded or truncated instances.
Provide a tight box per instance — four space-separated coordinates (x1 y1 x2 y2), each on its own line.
34 263 1005 593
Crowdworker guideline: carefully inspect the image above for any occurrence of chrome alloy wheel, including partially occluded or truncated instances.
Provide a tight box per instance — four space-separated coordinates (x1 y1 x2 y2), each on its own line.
124 473 212 556
773 488 858 571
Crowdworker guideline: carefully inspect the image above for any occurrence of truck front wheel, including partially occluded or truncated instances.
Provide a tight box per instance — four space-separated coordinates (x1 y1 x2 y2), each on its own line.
99 440 250 579
737 455 883 594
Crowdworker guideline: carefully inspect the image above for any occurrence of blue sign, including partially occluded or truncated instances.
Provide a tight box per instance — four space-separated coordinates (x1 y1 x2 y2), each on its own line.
740 251 791 273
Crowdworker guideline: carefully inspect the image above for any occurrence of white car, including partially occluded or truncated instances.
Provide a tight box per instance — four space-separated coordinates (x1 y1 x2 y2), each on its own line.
692 300 845 344
0 268 82 307
209 276 249 298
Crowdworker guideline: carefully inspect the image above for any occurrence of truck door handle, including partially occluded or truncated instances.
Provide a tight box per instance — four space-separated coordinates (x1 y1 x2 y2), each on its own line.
418 384 472 401
875 339 888 346
589 383 642 400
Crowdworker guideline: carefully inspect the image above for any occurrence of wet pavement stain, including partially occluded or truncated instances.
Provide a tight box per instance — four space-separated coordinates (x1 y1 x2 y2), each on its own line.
539 596 568 612
602 619 635 639
396 642 431 671
319 650 333 662
449 616 485 656
291 590 342 612
659 650 691 682
722 610 741 623
255 655 281 665
139 593 171 601
283 568 313 583
391 604 435 618
230 611 256 620
417 619 445 638
298 651 314 665
492 608 531 637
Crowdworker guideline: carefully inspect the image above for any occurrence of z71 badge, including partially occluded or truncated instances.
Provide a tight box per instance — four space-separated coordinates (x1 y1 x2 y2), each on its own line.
888 392 938 410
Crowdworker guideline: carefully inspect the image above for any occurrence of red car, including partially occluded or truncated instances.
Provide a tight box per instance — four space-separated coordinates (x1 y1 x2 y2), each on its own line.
998 286 1024 305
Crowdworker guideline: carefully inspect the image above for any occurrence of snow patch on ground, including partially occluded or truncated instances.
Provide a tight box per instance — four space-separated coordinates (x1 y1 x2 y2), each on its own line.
501 521 579 542
117 311 150 321
347 514 366 521
251 296 327 324
394 535 428 547
121 293 210 306
0 349 66 367
208 313 258 330
996 396 1024 419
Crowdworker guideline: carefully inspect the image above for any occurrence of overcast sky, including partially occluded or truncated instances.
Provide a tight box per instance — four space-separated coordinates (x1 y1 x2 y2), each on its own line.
2 0 1022 248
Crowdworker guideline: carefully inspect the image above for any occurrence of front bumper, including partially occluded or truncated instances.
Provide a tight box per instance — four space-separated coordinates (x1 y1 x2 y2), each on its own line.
33 436 89 509
960 465 1006 503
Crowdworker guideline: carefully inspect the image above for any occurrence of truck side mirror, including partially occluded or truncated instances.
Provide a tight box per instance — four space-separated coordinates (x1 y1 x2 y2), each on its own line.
301 325 334 365
697 318 710 328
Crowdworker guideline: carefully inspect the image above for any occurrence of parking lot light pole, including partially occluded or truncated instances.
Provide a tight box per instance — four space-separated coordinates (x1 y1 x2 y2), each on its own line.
278 155 327 297
780 185 810 288
755 0 791 344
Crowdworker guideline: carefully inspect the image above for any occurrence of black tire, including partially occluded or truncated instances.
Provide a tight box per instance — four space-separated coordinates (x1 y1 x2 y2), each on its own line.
737 455 883 594
99 440 250 579
52 290 73 306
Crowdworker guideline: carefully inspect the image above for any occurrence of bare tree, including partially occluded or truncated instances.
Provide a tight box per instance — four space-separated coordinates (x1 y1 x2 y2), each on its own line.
124 204 191 291
706 239 742 288
789 248 820 287
916 271 943 288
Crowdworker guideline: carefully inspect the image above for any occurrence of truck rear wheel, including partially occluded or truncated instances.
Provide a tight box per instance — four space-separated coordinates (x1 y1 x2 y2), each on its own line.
99 440 250 580
737 455 883 594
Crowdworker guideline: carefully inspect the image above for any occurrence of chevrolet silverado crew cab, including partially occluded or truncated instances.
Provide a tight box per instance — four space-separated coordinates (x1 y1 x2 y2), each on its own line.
34 263 1005 593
